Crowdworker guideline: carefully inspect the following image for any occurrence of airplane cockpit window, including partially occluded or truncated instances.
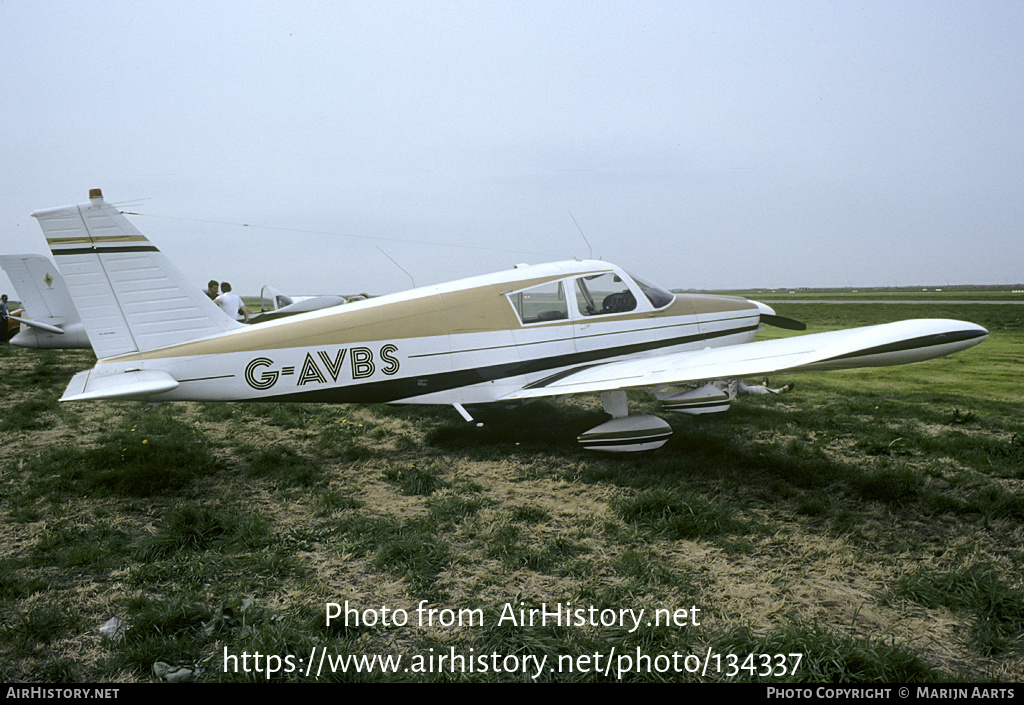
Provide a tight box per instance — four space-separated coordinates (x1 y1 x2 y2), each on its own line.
574 272 638 316
628 272 675 309
507 280 568 324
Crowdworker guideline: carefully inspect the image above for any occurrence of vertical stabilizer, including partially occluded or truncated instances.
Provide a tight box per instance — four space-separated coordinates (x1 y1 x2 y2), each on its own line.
1 254 77 322
32 189 242 359
0 254 90 348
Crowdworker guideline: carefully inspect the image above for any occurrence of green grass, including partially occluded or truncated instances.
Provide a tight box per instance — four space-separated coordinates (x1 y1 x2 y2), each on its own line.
711 622 947 683
3 603 87 663
895 564 1024 656
240 444 327 488
612 487 748 541
0 395 60 431
383 460 449 495
20 406 220 499
133 505 271 560
712 286 1023 302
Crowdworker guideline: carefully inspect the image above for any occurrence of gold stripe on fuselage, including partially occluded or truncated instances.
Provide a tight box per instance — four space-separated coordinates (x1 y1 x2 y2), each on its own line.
47 234 150 246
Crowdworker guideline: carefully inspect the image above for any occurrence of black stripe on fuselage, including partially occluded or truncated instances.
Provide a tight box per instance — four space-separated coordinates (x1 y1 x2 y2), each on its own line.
522 363 605 390
243 322 759 404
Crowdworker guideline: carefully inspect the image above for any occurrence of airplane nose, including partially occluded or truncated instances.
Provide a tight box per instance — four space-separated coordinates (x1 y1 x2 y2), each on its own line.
750 299 806 331
749 300 776 317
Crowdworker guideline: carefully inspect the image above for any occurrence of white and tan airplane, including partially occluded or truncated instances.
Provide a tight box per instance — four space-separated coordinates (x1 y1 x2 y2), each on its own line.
29 189 988 452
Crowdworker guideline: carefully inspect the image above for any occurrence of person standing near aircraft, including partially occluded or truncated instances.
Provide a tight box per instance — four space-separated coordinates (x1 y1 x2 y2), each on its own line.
1 294 8 343
215 282 250 323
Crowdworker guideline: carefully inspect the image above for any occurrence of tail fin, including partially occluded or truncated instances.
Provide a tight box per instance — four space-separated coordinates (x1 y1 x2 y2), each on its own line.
32 189 241 359
0 254 90 348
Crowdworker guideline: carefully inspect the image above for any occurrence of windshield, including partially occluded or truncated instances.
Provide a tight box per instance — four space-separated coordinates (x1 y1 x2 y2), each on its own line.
628 272 675 308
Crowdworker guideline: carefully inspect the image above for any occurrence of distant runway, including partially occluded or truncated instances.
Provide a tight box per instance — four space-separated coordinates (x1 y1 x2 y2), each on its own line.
767 300 1023 305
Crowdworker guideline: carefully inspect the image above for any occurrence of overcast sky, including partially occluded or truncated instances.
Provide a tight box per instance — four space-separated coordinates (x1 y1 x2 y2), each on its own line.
2 1 1021 299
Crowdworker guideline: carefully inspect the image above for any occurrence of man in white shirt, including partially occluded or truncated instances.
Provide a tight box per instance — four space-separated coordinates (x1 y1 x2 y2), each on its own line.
214 282 250 323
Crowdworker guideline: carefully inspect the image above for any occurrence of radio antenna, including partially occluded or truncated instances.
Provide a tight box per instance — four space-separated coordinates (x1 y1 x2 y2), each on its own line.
569 212 593 259
376 246 416 288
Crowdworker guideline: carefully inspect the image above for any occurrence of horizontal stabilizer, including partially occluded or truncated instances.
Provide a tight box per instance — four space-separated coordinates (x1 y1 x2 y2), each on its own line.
61 369 179 401
251 294 347 323
15 316 65 335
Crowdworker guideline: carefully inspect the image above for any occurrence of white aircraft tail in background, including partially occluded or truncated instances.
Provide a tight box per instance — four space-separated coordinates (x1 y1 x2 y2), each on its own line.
0 254 90 348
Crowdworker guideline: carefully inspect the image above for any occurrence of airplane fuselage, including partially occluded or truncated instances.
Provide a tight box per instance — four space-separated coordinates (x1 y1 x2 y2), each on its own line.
64 261 764 405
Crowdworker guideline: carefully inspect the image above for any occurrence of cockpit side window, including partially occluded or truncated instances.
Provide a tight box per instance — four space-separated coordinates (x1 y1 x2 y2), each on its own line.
574 273 637 316
507 280 569 324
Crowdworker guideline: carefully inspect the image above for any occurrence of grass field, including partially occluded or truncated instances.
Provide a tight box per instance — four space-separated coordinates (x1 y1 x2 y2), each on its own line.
709 286 1024 302
1 302 1021 682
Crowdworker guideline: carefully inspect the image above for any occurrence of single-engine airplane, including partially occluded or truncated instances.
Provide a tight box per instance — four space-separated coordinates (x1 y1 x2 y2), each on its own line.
251 284 347 324
30 189 988 451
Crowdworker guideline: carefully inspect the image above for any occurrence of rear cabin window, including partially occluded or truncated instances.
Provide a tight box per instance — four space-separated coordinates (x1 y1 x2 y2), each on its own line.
507 280 569 324
574 273 637 316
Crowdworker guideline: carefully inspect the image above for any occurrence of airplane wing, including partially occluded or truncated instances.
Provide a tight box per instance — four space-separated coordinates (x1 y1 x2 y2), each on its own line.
501 319 988 400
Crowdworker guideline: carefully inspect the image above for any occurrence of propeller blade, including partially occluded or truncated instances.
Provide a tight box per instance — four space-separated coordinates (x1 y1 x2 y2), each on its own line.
761 314 807 331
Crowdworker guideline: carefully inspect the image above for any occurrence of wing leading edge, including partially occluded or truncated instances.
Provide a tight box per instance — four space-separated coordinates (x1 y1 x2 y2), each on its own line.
501 319 988 401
